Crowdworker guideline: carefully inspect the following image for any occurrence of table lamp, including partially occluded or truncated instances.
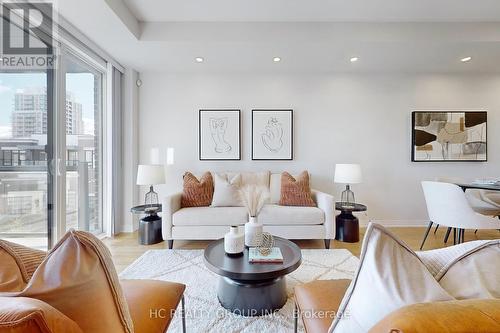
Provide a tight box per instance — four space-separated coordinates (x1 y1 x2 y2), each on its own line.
136 164 166 205
334 164 362 208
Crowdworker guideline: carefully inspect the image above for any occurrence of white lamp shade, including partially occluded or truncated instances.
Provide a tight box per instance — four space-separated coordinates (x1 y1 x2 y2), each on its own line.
334 164 362 184
136 165 166 185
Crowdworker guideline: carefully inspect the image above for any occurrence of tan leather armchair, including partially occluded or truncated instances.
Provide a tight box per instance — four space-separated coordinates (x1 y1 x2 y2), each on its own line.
293 279 500 333
0 232 186 333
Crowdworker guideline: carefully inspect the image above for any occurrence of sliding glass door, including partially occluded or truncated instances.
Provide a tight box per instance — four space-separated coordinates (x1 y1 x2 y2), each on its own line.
0 72 52 249
0 55 106 249
63 51 104 235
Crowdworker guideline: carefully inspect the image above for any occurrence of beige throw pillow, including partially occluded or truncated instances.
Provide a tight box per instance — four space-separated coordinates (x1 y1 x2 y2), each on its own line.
211 173 243 207
330 223 454 333
418 239 500 299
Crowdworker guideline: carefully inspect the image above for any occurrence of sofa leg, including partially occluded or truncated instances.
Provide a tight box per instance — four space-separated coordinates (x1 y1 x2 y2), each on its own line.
324 239 330 249
168 240 174 249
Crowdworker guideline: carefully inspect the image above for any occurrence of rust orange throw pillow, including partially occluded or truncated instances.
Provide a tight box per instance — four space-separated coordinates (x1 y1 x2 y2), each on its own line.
279 171 316 207
181 172 214 207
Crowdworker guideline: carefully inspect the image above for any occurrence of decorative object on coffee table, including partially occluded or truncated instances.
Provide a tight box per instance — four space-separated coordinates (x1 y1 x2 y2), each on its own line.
252 109 293 160
335 202 367 243
130 204 163 245
257 232 275 256
204 236 302 316
239 185 269 247
136 164 165 205
334 164 362 209
199 109 241 160
224 226 244 255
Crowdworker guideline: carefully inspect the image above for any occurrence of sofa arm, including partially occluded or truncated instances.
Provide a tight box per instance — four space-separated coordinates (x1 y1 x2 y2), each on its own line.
312 189 335 239
369 299 500 333
161 193 182 240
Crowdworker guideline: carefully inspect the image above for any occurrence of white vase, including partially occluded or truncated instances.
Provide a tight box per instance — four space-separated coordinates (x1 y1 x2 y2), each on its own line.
224 226 244 255
245 216 263 247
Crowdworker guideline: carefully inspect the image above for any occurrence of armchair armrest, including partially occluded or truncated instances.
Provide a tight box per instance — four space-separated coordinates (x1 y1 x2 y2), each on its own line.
312 189 335 239
161 193 182 240
369 299 500 333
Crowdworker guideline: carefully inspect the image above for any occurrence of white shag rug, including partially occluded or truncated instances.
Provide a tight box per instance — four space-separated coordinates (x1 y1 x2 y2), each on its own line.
120 249 359 333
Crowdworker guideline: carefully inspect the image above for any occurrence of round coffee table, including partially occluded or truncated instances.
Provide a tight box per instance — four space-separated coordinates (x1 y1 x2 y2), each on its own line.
204 236 302 316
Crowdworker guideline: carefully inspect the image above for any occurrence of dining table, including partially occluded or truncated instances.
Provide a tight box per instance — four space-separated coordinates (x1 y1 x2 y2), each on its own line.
454 182 500 192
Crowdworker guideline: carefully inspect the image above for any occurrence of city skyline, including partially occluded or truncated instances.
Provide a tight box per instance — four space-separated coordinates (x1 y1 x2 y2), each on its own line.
0 73 96 138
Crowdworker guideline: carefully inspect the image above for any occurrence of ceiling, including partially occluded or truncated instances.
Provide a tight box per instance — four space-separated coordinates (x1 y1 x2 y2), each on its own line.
57 0 500 74
123 0 500 22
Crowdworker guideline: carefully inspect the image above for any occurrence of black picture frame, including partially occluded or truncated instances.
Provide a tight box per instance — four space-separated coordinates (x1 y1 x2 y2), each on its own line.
252 109 294 160
199 109 241 161
411 111 487 162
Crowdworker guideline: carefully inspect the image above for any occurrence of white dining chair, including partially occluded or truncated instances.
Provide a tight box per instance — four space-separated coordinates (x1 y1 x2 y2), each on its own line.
431 178 500 239
420 181 500 250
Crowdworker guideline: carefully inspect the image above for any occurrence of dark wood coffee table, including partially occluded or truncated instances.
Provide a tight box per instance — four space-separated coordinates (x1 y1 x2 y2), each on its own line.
203 236 302 316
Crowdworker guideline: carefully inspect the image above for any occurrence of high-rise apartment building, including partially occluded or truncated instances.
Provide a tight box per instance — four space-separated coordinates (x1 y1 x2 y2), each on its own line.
12 88 83 137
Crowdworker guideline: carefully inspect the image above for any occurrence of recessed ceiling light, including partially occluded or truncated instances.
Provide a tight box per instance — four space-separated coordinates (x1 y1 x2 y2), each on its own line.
460 56 472 62
195 57 204 63
350 57 359 62
273 57 281 62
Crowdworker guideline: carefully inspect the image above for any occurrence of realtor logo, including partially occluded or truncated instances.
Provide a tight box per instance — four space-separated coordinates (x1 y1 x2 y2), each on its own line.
1 1 55 69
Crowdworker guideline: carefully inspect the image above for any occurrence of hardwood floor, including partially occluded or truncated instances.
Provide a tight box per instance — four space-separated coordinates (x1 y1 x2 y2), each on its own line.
104 227 499 273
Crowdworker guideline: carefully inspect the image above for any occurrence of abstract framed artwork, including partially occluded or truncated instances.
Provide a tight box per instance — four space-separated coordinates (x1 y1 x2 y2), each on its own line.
411 111 487 162
199 109 241 160
252 109 293 160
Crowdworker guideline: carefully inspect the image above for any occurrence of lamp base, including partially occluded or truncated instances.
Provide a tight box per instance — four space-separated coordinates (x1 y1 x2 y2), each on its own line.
340 184 355 208
144 185 159 205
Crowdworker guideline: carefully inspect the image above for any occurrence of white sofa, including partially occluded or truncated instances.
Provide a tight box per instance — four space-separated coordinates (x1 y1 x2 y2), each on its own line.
161 172 335 249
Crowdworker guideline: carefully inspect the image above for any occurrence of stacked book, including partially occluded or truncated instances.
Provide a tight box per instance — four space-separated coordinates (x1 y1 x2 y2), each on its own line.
248 247 283 263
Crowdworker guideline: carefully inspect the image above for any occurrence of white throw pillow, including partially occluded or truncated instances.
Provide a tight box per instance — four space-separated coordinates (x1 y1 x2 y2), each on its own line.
418 239 500 299
329 223 454 333
211 173 242 207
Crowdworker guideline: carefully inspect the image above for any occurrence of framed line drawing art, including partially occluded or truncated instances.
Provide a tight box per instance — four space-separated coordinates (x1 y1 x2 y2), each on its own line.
199 109 241 160
411 111 487 162
252 109 293 160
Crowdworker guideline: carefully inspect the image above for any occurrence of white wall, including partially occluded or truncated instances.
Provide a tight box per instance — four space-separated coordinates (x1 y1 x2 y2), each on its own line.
137 73 500 227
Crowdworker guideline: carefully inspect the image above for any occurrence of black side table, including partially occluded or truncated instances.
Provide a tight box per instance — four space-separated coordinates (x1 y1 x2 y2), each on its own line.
335 202 367 243
131 204 163 245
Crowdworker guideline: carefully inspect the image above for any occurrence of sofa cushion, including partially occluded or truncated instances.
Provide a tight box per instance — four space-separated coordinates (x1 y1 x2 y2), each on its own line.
227 171 270 187
269 173 282 204
0 239 46 292
259 205 324 225
280 171 316 207
181 172 214 207
19 230 134 333
211 172 243 207
0 297 83 333
329 223 453 333
173 207 248 226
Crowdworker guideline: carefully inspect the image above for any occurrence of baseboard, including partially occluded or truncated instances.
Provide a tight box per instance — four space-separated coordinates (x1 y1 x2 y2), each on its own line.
360 219 429 227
